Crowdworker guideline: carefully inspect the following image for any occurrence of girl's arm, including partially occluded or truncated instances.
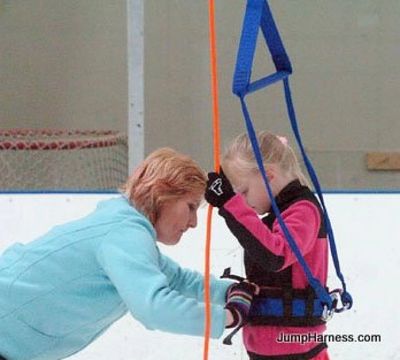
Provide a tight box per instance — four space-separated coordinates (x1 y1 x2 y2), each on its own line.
219 194 321 271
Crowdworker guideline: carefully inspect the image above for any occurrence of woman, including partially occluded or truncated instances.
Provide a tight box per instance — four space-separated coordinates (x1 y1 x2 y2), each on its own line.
0 148 254 360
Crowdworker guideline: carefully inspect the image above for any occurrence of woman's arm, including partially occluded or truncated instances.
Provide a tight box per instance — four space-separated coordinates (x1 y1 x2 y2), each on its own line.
159 253 232 305
97 221 227 338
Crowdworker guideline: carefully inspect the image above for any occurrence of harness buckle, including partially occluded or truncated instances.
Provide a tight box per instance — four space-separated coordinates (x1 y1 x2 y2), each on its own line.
321 289 340 321
321 288 353 321
334 289 353 313
220 267 245 282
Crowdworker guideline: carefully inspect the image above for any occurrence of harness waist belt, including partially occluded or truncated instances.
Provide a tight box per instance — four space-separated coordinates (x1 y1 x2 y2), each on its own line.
248 287 327 327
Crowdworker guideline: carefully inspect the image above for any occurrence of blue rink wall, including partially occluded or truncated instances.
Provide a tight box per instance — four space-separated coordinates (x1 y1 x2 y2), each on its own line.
0 193 399 360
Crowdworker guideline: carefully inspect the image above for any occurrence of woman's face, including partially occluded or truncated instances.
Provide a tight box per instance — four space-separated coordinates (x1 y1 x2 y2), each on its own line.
154 193 202 246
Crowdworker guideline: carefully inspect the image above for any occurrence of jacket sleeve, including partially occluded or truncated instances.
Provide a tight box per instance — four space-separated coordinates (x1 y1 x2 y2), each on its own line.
159 253 232 305
219 194 321 271
96 220 226 338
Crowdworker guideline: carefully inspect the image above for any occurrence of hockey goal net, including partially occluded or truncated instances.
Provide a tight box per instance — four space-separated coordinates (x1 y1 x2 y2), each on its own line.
0 129 128 191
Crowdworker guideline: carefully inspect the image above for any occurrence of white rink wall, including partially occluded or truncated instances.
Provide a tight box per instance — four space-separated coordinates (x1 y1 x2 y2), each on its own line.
0 193 399 359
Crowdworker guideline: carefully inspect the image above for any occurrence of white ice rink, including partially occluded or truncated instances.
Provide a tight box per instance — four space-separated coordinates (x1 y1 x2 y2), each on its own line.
1 193 399 359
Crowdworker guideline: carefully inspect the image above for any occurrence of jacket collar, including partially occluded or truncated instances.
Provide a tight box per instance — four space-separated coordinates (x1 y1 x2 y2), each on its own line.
274 179 308 210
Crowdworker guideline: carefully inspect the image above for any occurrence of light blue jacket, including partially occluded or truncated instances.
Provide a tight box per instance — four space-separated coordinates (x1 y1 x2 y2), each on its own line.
0 197 230 360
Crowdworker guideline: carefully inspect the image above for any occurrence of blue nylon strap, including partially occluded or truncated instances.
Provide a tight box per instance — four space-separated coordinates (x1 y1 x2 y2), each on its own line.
259 0 292 73
232 0 292 96
283 79 348 292
251 297 325 317
247 71 290 95
232 0 263 95
233 0 352 310
239 96 332 307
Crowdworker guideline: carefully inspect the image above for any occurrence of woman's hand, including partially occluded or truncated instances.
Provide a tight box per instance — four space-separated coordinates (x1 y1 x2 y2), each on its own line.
224 281 257 329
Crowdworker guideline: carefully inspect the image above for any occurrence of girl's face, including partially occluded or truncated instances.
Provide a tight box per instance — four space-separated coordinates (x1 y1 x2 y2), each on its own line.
225 162 275 215
154 193 202 246
228 168 273 215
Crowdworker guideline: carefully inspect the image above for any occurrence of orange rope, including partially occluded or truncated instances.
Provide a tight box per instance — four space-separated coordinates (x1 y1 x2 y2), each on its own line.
208 0 221 171
204 1 221 359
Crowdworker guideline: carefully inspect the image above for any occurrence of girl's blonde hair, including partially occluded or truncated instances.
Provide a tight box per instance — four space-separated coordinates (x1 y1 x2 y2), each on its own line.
222 131 309 186
121 147 206 224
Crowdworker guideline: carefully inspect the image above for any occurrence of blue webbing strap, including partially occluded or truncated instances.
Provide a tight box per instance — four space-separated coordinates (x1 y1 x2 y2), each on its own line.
283 79 351 300
238 96 332 307
232 0 291 97
233 0 353 309
232 0 262 95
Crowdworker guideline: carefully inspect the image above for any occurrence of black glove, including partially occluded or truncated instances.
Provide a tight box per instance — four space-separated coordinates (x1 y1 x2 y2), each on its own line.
205 169 235 208
225 281 256 329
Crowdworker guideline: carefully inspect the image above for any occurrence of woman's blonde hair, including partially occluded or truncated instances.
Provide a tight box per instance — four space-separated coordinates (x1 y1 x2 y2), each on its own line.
222 131 309 186
121 147 206 224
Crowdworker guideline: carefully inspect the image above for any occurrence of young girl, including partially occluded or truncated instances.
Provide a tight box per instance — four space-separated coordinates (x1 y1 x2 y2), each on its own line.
205 131 330 360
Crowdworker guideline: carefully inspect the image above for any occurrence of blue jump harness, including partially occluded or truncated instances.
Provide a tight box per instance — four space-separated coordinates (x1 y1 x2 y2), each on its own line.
222 0 353 345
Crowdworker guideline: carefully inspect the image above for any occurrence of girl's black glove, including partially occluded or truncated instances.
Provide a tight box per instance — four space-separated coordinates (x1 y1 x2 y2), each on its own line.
205 169 235 208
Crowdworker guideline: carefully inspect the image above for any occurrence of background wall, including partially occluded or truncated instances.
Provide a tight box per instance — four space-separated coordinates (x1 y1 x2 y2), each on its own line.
0 0 127 131
144 0 400 189
0 193 398 359
1 0 399 189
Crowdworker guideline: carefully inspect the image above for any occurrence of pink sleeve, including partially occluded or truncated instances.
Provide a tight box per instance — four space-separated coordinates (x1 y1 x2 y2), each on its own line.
223 194 321 269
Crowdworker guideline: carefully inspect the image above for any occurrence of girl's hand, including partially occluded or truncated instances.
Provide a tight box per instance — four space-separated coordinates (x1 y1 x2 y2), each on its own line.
205 169 235 208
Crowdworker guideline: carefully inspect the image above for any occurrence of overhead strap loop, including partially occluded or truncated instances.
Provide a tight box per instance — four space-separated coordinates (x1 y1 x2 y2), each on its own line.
233 0 291 97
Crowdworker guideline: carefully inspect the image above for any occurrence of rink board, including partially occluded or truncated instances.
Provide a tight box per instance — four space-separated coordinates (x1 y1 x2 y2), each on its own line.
0 193 398 359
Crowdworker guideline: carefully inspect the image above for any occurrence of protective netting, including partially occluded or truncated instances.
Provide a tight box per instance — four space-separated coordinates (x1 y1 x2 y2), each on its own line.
0 129 128 191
